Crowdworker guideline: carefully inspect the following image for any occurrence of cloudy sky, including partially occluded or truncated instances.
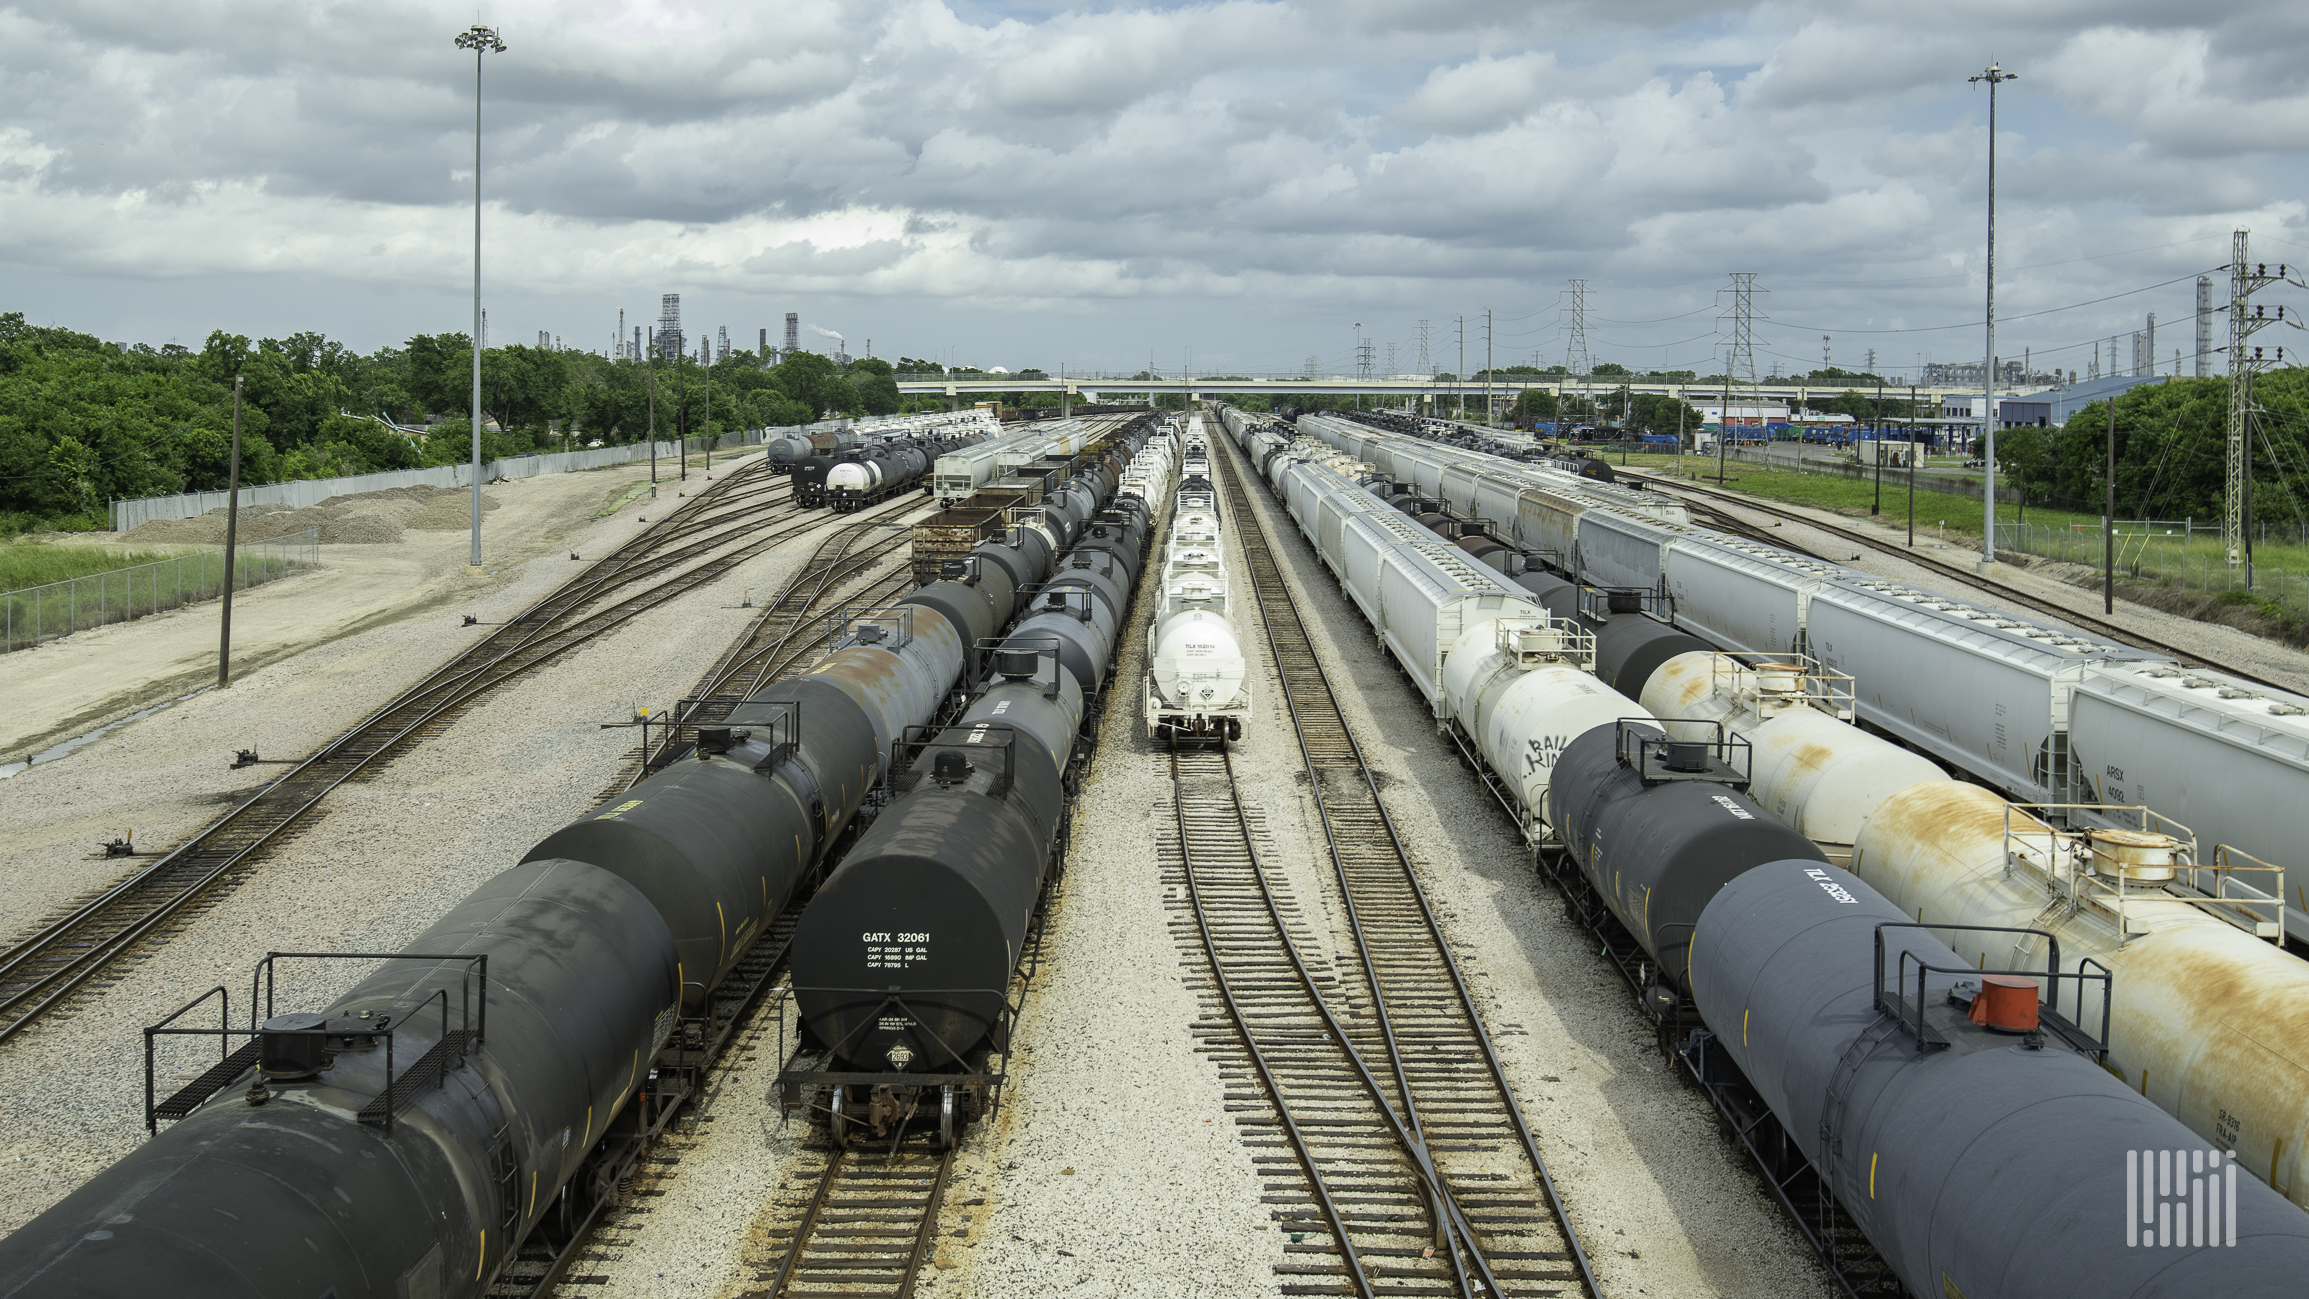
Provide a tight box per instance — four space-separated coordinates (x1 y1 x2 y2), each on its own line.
3 0 2305 382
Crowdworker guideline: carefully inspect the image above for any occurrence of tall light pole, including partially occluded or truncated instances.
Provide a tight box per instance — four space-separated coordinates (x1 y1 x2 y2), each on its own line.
1970 60 2015 570
456 24 507 571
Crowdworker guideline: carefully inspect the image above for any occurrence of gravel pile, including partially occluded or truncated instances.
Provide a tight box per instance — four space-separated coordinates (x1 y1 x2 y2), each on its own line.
0 492 884 1238
118 486 504 547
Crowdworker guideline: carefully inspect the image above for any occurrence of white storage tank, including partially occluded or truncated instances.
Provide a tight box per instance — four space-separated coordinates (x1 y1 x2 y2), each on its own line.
1439 618 1633 840
1641 651 1946 860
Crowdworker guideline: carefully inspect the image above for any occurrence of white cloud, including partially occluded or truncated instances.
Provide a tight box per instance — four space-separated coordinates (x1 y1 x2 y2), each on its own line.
1 0 2306 373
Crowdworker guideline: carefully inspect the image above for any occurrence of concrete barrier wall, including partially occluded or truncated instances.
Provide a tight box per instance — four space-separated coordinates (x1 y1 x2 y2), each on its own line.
110 410 989 531
111 434 767 532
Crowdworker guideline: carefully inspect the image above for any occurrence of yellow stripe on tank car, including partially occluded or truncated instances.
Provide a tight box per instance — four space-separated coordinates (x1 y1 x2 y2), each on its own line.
476 1230 486 1280
1742 1009 1749 1046
718 901 727 963
1869 1152 1878 1198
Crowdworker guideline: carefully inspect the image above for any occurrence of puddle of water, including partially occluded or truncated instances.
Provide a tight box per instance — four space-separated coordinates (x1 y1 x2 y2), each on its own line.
0 686 215 778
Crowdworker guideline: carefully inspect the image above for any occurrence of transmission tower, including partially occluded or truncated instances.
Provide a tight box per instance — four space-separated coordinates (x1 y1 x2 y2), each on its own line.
1565 280 1592 376
2224 230 2303 573
1720 274 1765 385
1417 320 1432 377
1357 337 1375 381
1386 342 1397 379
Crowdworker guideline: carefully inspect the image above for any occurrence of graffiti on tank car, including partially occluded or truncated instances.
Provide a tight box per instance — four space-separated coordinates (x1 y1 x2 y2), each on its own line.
1523 733 1572 775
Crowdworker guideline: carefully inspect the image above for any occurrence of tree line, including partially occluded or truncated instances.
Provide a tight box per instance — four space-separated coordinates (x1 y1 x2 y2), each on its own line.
0 312 910 530
2009 372 2309 523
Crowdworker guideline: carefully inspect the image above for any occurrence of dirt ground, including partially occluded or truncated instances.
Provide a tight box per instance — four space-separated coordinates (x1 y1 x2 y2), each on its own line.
0 462 712 761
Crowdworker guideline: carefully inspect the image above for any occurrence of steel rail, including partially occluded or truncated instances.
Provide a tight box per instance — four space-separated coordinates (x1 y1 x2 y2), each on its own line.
1170 746 1374 1298
1215 429 1601 1298
1215 449 1511 1298
1631 469 2290 690
615 502 927 787
0 464 812 1041
764 1146 848 1296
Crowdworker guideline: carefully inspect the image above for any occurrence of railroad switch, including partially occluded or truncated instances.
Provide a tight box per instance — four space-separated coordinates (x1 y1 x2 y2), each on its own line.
232 749 262 769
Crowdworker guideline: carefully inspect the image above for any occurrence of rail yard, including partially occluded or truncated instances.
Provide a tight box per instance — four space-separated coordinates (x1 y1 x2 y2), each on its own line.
1 403 2306 1299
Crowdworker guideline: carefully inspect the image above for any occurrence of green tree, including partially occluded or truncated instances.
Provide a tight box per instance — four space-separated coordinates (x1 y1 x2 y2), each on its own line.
847 357 903 416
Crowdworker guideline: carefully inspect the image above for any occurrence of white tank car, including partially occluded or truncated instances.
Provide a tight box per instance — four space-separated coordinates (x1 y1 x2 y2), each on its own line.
1147 418 1250 746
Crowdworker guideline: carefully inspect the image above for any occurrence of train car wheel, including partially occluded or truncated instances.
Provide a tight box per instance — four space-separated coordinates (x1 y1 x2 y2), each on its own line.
829 1086 853 1148
939 1086 958 1149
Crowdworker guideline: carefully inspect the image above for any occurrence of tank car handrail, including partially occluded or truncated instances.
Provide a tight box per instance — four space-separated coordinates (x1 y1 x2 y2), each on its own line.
257 950 489 1046
1612 716 1753 788
142 984 231 1134
1871 922 2112 1058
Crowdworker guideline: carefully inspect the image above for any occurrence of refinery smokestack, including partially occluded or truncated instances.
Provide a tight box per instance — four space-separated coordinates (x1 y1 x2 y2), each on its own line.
2196 276 2214 378
784 313 800 355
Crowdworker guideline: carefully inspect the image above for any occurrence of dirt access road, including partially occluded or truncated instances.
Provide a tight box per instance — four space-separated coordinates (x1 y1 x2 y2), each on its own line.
0 461 707 762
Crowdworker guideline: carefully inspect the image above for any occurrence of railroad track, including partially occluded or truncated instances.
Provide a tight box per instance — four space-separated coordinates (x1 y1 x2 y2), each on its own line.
0 461 851 1044
1629 469 2290 689
1187 437 1596 1299
602 505 924 796
741 1142 959 1299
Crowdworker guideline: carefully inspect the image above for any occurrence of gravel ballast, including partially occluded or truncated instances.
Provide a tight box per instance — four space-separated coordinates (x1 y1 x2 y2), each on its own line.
962 416 1814 1296
0 477 917 1242
1202 425 1820 1295
954 419 1281 1298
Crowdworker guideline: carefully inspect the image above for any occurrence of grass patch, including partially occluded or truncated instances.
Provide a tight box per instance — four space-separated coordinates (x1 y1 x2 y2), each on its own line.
1632 459 2054 540
596 480 654 519
0 539 192 594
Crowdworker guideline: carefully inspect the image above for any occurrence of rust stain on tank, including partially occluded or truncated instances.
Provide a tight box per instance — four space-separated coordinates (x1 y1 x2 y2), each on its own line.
1865 780 2041 845
2113 922 2309 1200
1781 737 1841 783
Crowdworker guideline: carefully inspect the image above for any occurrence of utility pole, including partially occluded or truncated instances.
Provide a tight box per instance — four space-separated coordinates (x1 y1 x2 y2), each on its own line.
704 347 713 473
1717 347 1732 483
2224 230 2302 581
1456 316 1466 420
2105 394 2117 614
218 375 243 688
455 23 507 573
1484 309 1494 425
1969 60 2016 571
1872 380 1883 515
647 327 658 483
1907 384 1918 547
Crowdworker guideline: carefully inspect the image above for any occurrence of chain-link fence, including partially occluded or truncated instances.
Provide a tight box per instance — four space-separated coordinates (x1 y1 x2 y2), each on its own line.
3 527 320 654
2001 521 2309 614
